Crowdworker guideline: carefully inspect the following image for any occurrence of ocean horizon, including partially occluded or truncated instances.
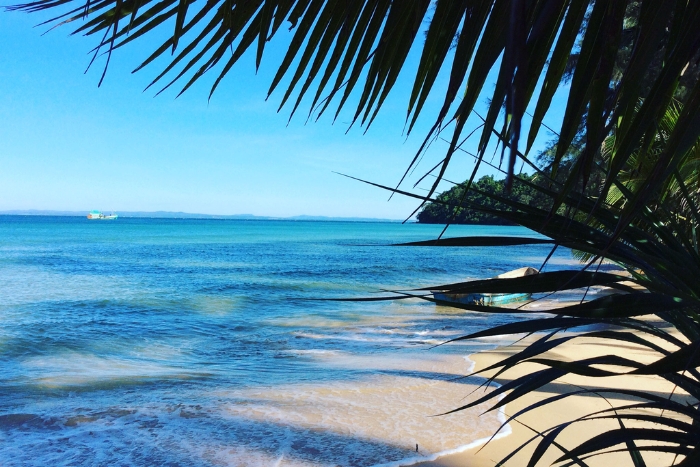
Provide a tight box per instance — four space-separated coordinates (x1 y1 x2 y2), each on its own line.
0 216 580 466
0 211 407 223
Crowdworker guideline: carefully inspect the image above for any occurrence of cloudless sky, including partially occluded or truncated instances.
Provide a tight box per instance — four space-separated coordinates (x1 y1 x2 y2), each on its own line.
0 7 568 219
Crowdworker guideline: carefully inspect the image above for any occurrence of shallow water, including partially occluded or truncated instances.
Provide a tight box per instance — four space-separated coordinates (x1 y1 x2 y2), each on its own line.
0 216 575 466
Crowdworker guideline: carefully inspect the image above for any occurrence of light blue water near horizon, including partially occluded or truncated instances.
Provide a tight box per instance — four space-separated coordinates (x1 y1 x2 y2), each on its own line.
0 216 586 466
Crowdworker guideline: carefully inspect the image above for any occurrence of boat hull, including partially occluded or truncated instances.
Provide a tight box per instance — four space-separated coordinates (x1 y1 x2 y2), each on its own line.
431 266 537 306
431 291 531 306
87 211 118 220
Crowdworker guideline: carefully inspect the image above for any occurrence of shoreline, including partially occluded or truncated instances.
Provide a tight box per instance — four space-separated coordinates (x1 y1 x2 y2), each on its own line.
409 327 690 467
371 354 514 467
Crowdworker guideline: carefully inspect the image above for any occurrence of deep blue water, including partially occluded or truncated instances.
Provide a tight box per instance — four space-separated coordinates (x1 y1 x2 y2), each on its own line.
0 216 577 466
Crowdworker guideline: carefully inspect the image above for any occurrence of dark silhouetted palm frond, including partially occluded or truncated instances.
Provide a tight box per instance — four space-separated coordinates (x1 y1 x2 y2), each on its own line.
7 0 700 202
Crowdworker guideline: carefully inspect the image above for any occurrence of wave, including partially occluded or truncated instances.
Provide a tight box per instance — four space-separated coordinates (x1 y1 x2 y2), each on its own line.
373 355 512 467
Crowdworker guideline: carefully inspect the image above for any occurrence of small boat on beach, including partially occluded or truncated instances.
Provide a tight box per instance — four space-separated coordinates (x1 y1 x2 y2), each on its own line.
431 267 538 306
87 210 118 220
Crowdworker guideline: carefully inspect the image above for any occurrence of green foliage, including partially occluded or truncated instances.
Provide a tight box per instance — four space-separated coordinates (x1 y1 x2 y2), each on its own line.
605 99 700 245
416 174 542 225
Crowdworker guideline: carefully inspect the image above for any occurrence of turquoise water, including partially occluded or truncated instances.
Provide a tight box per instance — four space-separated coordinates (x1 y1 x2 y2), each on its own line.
0 217 574 466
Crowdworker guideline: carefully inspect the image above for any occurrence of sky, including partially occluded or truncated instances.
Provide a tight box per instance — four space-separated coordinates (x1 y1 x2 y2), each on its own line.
0 7 567 219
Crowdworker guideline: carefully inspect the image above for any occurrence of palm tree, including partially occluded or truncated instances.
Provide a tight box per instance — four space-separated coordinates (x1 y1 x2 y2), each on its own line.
383 108 700 463
604 100 700 244
7 0 700 464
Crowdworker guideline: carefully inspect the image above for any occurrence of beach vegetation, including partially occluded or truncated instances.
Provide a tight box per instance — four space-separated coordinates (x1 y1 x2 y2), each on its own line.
7 0 700 464
416 174 540 225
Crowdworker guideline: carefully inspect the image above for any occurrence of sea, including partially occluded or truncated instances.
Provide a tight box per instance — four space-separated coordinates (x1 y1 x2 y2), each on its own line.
0 216 581 467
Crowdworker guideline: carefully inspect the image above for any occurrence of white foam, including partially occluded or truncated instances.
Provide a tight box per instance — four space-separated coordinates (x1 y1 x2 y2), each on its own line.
463 356 476 374
372 425 513 467
20 350 207 387
293 331 436 345
374 355 513 467
474 333 526 343
206 353 510 467
3 352 514 467
286 349 343 357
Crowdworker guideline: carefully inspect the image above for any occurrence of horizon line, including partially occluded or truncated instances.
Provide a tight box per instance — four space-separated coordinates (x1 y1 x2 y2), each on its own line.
0 209 410 222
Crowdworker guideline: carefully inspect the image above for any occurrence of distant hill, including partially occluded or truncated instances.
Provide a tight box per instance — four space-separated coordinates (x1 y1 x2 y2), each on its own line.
0 210 403 223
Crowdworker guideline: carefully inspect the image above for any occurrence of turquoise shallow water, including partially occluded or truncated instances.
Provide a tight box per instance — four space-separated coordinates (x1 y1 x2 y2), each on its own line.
0 216 575 466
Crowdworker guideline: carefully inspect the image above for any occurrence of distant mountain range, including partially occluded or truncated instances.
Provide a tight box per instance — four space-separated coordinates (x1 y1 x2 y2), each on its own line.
0 210 404 223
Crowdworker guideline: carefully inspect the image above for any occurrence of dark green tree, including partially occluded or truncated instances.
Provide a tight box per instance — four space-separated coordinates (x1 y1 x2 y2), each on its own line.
417 174 542 225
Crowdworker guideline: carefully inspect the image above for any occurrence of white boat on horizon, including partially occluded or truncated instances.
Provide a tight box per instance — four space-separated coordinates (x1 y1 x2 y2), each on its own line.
87 210 118 220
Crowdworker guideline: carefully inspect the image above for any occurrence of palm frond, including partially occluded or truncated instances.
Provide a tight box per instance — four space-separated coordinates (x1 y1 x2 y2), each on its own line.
8 0 700 195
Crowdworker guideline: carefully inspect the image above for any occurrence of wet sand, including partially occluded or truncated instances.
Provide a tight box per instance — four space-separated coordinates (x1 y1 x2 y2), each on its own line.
212 351 508 466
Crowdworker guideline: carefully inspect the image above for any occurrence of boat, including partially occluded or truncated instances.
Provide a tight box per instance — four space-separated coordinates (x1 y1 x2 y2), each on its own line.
431 267 538 306
87 210 118 220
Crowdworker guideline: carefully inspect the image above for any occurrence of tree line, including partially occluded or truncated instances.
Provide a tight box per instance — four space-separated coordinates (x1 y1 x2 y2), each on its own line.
416 173 549 225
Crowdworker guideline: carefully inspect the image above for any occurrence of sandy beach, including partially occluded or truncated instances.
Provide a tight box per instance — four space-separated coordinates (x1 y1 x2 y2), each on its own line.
416 324 693 467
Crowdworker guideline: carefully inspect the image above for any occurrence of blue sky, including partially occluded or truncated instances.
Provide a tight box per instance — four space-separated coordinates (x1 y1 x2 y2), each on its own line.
0 8 566 219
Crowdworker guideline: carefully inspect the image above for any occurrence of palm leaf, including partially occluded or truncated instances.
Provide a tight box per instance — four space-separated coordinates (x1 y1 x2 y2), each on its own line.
10 0 700 464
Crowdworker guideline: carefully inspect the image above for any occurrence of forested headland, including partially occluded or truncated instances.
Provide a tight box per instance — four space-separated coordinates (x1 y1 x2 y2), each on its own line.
416 174 542 225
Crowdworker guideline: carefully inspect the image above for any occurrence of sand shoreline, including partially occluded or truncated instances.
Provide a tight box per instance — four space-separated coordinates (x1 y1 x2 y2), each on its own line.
371 353 514 467
407 327 691 467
